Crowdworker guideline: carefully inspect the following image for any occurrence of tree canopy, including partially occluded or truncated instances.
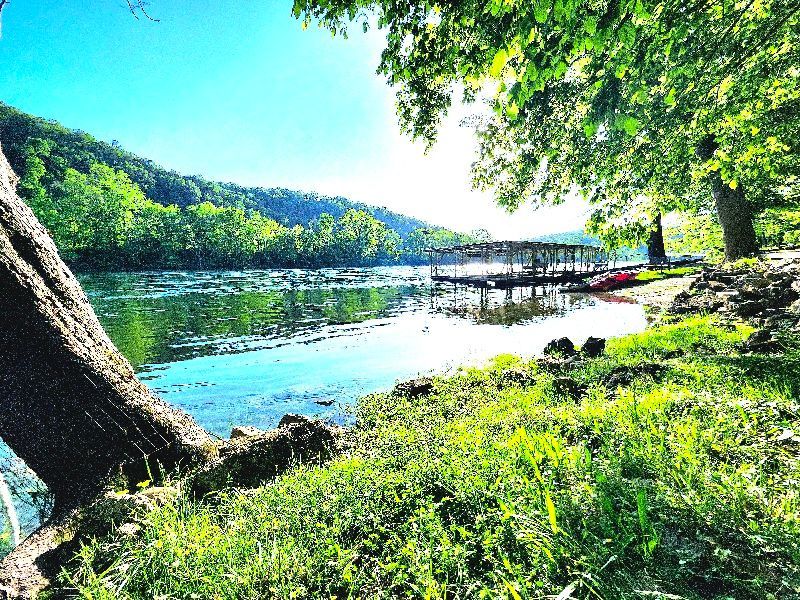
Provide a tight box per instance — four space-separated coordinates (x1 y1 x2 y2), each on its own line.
294 0 800 258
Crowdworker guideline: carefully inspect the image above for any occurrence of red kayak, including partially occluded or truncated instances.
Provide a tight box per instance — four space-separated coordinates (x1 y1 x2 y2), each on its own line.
588 271 637 291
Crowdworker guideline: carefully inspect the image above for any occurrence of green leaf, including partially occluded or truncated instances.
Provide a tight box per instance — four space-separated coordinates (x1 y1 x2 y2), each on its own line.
534 0 550 24
545 491 559 533
506 103 520 120
490 49 509 77
614 114 640 136
504 580 523 600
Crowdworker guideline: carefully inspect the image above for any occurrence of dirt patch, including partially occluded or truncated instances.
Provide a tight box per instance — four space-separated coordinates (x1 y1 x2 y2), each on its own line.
612 275 698 310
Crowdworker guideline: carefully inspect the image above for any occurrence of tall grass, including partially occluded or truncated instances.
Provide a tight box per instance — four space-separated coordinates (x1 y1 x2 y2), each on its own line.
64 316 800 599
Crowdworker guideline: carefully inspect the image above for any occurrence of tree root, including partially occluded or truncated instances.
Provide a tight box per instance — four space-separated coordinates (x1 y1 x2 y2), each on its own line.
0 414 343 599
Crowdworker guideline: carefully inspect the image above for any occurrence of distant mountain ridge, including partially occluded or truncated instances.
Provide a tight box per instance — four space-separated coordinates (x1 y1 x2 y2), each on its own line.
0 102 433 238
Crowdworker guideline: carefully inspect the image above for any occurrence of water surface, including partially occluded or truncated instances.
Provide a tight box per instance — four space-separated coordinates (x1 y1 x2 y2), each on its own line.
80 266 648 436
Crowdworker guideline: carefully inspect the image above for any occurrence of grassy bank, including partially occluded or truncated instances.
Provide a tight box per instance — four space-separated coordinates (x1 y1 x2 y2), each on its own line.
63 316 800 599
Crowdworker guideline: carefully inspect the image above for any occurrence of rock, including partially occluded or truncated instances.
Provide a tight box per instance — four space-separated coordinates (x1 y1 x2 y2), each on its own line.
278 413 311 428
191 417 340 496
582 336 606 358
80 491 156 537
734 300 765 318
708 280 728 292
543 337 577 358
497 367 535 388
230 425 264 439
553 376 585 400
603 363 668 390
394 377 434 398
139 485 179 505
740 328 782 354
117 522 142 537
790 299 800 316
716 290 739 299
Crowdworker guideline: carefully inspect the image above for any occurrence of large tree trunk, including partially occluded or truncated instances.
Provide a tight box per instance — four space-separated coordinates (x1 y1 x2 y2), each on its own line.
646 213 667 263
0 144 340 597
0 144 215 591
696 136 759 261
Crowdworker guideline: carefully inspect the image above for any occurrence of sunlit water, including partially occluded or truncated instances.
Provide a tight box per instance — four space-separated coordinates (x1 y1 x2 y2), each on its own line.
0 265 648 545
81 266 648 434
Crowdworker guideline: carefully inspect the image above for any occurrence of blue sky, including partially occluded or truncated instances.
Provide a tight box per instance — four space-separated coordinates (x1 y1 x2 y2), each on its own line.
0 0 586 237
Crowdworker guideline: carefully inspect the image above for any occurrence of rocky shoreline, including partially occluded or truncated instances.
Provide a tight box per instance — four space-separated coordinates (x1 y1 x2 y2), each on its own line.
671 255 800 349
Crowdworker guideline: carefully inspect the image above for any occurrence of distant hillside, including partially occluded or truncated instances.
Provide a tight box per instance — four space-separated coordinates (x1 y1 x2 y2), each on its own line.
0 102 430 238
531 230 601 247
532 229 648 261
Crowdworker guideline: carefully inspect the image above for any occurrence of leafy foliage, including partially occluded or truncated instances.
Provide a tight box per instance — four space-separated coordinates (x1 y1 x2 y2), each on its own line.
293 0 800 252
668 205 800 259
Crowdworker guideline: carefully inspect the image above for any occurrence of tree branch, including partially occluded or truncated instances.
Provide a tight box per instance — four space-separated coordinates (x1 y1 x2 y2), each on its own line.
125 0 160 22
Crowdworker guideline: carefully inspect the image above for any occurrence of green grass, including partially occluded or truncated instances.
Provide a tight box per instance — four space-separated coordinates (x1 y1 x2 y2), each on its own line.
635 266 700 282
63 316 800 599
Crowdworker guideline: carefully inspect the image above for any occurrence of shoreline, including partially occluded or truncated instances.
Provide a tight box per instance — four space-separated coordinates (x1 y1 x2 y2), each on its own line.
611 272 699 310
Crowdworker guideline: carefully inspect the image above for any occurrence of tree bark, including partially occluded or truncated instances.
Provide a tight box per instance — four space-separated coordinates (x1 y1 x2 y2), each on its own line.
646 213 667 263
0 143 216 591
696 136 759 261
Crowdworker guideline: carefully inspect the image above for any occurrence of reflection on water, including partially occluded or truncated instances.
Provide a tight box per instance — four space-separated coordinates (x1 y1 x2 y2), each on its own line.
433 285 586 325
79 266 647 436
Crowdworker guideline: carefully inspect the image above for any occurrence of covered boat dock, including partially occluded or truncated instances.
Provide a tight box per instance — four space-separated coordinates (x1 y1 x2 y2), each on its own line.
425 241 610 288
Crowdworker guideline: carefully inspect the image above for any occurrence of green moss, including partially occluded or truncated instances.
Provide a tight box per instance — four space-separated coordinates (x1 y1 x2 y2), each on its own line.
63 316 800 599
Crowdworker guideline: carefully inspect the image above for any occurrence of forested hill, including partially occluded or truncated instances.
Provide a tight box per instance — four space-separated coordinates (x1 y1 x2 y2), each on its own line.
0 102 479 270
0 102 428 236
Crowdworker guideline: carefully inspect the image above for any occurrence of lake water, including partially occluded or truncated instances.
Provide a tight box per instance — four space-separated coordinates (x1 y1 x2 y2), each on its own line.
0 266 648 544
80 266 648 435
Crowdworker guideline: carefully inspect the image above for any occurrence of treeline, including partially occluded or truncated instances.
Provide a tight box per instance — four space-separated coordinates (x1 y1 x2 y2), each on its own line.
20 154 476 269
1 104 481 270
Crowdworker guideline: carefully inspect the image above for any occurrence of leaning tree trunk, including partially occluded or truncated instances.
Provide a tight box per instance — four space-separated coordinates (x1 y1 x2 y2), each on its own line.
646 213 667 263
0 144 215 591
696 136 759 261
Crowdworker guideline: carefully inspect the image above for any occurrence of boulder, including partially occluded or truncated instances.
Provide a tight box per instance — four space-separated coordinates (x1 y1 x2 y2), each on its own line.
394 377 434 398
543 337 577 358
497 367 535 388
741 333 782 354
708 280 728 292
230 425 264 439
582 336 606 358
734 300 765 318
278 413 310 428
191 416 340 496
78 487 173 537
